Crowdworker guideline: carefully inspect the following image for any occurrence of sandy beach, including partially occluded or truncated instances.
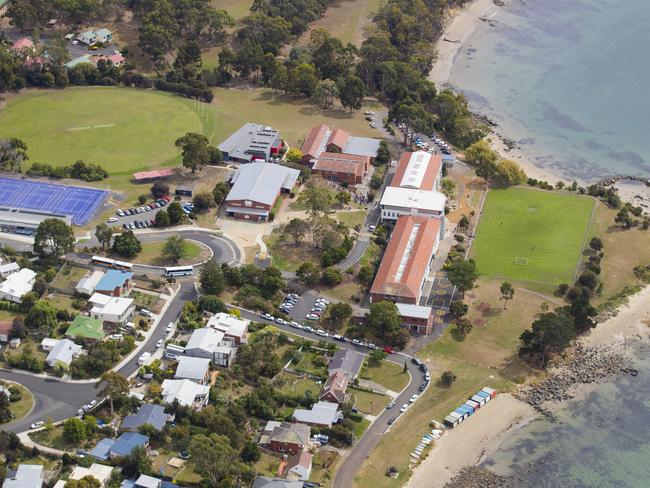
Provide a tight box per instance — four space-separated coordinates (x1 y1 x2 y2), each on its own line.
428 0 563 185
406 394 537 488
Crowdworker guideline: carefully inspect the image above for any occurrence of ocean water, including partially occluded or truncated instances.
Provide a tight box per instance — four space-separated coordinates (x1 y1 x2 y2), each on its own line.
483 343 650 487
447 0 650 181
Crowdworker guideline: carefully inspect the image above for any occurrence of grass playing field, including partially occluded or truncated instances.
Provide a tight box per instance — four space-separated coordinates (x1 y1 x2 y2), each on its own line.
0 87 207 174
470 187 595 286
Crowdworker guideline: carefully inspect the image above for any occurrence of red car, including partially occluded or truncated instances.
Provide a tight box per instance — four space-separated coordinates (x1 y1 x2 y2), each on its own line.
383 346 394 354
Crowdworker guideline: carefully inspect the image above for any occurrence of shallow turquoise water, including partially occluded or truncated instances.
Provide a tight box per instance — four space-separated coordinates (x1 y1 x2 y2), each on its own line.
483 343 650 487
448 0 650 181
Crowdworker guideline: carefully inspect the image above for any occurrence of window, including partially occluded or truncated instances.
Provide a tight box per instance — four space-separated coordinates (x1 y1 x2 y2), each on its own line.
245 200 252 207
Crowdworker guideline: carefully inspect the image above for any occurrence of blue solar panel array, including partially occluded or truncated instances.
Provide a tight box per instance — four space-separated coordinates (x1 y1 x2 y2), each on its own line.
0 177 108 225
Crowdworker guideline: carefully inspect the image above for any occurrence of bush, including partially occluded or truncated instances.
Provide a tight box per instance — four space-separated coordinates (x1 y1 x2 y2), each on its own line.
439 370 456 388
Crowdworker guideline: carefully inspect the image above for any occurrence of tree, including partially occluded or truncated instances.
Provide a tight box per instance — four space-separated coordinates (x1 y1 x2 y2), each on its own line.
338 75 365 111
154 210 171 227
447 259 479 296
193 192 215 210
175 132 210 173
302 185 334 218
336 191 351 206
357 265 374 286
138 194 147 205
321 267 342 286
326 302 353 329
475 159 498 184
285 148 303 163
366 301 401 342
285 218 309 245
212 181 230 205
519 310 576 366
454 318 473 340
312 79 339 108
200 258 225 295
112 231 141 258
208 146 223 165
167 202 185 225
189 433 239 486
0 138 28 172
496 159 526 186
500 282 515 309
441 179 456 199
151 181 170 198
368 349 387 366
439 370 456 388
162 235 187 264
241 439 261 463
97 372 129 415
65 475 101 488
63 417 87 443
296 262 320 287
94 223 113 251
33 218 75 258
464 140 498 166
389 98 435 146
25 300 57 335
615 207 633 228
120 446 152 478
375 140 391 165
589 237 603 252
449 300 468 319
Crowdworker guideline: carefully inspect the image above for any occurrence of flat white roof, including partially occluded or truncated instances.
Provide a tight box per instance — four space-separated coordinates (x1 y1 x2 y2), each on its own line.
396 303 432 319
207 312 249 337
380 186 446 212
0 268 36 298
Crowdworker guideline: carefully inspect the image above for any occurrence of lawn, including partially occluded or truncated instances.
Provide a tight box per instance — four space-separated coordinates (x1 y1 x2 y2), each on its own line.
470 187 595 286
278 374 322 397
311 450 340 486
211 0 253 19
361 360 409 393
50 264 88 293
209 87 382 148
294 352 329 378
131 291 164 314
44 293 76 314
0 87 206 173
265 227 321 272
129 240 204 266
6 383 34 422
335 210 366 229
350 389 389 415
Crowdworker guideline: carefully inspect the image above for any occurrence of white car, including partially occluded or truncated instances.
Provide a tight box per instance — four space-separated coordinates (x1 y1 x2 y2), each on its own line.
116 210 124 216
107 217 118 223
305 314 319 320
400 404 408 413
316 329 328 337
166 322 174 333
156 339 164 348
30 421 44 429
72 40 78 45
262 313 274 321
109 333 123 340
89 400 97 407
140 309 153 317
409 394 419 403
275 318 286 325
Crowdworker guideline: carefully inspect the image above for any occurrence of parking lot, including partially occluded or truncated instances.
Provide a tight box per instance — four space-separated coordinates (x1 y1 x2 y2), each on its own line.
107 197 195 231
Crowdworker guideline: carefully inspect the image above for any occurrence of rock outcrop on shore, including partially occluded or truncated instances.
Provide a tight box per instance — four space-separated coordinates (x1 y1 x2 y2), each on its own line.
516 343 632 419
444 466 513 488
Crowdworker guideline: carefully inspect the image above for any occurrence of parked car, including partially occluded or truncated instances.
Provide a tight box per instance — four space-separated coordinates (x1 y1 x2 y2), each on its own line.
387 401 395 409
140 309 153 317
409 394 419 403
275 318 286 325
316 329 328 337
400 404 408 413
388 417 396 425
166 322 174 333
30 421 44 429
109 334 124 340
156 339 164 348
383 346 394 354
305 314 319 320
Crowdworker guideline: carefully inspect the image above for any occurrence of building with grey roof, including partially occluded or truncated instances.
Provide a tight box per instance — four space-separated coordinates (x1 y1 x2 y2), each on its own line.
218 123 283 163
0 207 71 236
251 477 303 488
121 404 169 432
3 464 43 488
45 338 83 367
343 136 381 159
292 401 341 428
328 348 364 380
174 356 210 383
225 162 299 222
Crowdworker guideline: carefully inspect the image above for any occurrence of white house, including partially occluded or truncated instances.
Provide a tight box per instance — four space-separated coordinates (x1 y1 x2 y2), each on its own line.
76 270 105 296
286 451 313 481
89 293 134 325
59 464 113 488
161 379 209 409
40 338 59 351
184 327 236 367
0 262 19 279
3 464 44 488
174 356 211 384
0 268 36 303
207 312 249 345
45 339 83 368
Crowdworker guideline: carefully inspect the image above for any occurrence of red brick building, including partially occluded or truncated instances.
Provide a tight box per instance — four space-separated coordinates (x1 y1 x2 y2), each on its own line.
311 153 370 185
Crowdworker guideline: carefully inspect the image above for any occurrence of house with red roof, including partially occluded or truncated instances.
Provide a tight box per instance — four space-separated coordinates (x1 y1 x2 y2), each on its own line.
11 38 35 52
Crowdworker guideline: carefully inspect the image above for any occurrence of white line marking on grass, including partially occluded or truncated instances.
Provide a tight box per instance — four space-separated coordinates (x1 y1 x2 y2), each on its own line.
93 124 116 129
67 126 92 131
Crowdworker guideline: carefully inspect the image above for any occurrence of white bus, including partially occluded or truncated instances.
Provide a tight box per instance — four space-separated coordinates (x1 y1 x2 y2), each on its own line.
163 265 194 277
91 255 133 271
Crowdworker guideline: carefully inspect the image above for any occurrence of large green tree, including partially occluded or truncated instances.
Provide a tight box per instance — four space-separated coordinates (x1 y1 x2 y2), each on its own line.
189 433 239 486
338 75 365 112
63 417 87 443
447 259 479 296
25 300 57 335
112 231 141 258
519 310 576 366
175 132 210 173
366 301 401 343
162 235 187 264
97 371 129 415
33 218 75 258
199 258 225 295
94 223 113 251
0 138 28 172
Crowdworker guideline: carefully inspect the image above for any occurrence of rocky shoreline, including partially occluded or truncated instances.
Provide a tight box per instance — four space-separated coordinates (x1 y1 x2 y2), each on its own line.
516 342 636 420
444 466 513 488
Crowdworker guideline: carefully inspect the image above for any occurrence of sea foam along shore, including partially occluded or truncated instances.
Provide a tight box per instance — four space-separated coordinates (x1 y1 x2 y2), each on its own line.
405 285 650 488
428 0 563 185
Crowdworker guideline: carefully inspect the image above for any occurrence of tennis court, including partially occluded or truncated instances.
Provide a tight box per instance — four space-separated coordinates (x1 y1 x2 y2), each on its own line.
0 177 108 225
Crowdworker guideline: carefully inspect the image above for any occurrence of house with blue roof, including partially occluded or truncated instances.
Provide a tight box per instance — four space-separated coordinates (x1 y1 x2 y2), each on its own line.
90 432 149 461
95 270 133 297
120 404 170 432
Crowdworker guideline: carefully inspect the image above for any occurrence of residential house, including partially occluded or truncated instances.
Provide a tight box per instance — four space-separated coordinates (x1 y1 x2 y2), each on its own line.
370 216 441 307
161 379 209 409
0 268 36 303
174 356 211 384
286 451 313 481
65 316 105 341
184 327 236 367
121 404 169 432
76 270 105 296
0 321 12 342
0 262 19 278
225 162 300 222
292 401 341 428
11 38 35 53
66 464 113 487
319 371 349 404
45 339 83 368
206 312 249 345
95 270 133 297
94 28 113 44
3 464 44 488
327 349 364 380
252 477 302 488
92 53 124 67
261 421 310 455
120 474 179 488
90 432 149 461
77 30 97 45
218 123 282 163
40 338 58 351
89 293 135 325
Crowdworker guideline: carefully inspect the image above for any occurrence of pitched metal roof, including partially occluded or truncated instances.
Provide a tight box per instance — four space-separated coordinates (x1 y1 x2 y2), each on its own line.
174 356 210 381
96 270 133 292
121 404 167 431
328 349 364 379
225 163 299 206
343 136 381 158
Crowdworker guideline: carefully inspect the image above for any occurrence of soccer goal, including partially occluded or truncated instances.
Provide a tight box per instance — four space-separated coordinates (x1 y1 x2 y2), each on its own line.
514 257 529 265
